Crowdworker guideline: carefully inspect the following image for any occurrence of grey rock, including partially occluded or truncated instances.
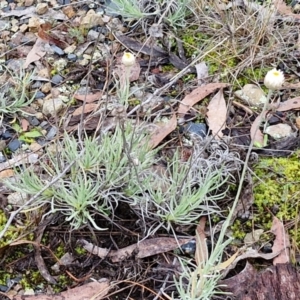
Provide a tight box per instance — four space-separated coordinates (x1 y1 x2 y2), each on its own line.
51 45 64 56
35 91 45 99
0 20 10 31
51 74 64 85
67 53 77 61
186 122 207 138
27 116 40 126
8 139 22 151
0 152 6 163
265 124 293 140
2 131 13 139
31 81 42 89
46 126 58 140
42 97 65 116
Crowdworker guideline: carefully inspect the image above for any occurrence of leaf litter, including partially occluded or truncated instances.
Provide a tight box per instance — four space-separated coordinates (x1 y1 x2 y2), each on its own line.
1 0 300 298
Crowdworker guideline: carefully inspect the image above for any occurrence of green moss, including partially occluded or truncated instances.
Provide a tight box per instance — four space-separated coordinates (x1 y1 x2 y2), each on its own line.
162 64 178 72
55 243 66 259
234 67 269 89
74 245 87 255
0 210 19 247
180 27 209 57
232 152 300 246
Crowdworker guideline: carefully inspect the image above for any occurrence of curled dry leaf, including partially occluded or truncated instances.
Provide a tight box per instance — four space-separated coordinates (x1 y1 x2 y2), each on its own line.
178 82 229 115
38 23 69 49
276 97 300 112
74 91 103 103
0 169 14 178
72 103 98 116
12 280 110 300
24 38 46 68
195 217 208 267
206 88 227 139
250 111 267 148
275 0 300 20
218 247 281 278
80 237 192 263
148 114 177 149
271 216 290 265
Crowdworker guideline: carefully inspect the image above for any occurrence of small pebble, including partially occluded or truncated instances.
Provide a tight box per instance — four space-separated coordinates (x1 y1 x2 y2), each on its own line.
35 91 45 99
186 122 207 138
31 81 42 89
1 131 13 139
51 74 64 85
0 285 7 292
180 240 196 256
15 6 25 10
46 126 58 140
36 3 48 15
67 53 77 61
265 123 293 140
51 45 65 56
8 139 22 152
27 116 40 126
0 152 6 163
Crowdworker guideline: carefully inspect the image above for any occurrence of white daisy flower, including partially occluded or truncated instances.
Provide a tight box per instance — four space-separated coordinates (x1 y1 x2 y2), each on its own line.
264 68 285 90
121 52 135 67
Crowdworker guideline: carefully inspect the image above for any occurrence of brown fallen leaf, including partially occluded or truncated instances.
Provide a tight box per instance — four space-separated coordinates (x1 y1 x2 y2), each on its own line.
12 280 110 300
24 38 47 68
21 118 29 132
178 82 230 115
72 103 98 116
80 237 192 263
271 216 290 265
206 88 227 139
274 0 300 20
250 111 267 148
195 217 208 267
218 247 281 278
276 97 300 112
74 91 103 103
38 23 69 49
0 169 14 178
148 114 177 149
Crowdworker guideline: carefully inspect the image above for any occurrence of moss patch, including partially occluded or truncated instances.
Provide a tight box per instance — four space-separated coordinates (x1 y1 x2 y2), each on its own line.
231 152 300 246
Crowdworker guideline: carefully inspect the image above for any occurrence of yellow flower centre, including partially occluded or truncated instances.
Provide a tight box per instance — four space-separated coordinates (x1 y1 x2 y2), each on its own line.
272 71 280 77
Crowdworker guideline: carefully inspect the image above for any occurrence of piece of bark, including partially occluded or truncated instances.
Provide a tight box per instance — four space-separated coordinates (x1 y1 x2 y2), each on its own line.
237 263 300 300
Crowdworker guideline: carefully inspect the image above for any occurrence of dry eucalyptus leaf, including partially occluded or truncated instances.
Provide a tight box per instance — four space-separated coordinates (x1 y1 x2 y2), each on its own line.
195 217 208 267
250 111 267 148
24 38 46 68
148 114 177 149
74 91 103 103
271 216 290 265
81 237 191 263
206 88 227 139
178 83 229 115
276 97 300 111
12 280 110 300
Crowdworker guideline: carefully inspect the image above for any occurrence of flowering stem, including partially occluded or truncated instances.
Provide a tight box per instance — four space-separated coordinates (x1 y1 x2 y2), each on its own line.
211 89 273 256
119 66 131 106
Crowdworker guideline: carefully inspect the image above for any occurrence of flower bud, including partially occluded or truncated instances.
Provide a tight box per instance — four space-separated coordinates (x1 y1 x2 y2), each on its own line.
264 68 285 90
121 52 135 67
